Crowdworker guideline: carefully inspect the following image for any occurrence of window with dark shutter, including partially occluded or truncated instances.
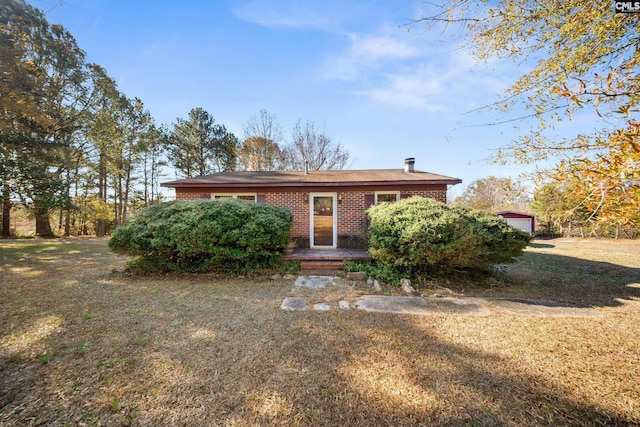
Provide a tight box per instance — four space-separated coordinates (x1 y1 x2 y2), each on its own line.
364 194 375 208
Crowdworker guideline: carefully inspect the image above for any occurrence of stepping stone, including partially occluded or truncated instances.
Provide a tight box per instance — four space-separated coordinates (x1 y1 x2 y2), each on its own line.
355 295 491 316
281 297 307 311
338 301 351 310
313 303 331 311
294 275 336 289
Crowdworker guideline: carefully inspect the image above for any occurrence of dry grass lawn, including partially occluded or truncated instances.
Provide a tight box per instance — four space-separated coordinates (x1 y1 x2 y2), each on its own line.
0 238 639 426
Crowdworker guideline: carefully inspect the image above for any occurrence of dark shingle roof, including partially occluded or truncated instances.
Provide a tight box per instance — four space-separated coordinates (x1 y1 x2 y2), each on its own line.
161 169 461 188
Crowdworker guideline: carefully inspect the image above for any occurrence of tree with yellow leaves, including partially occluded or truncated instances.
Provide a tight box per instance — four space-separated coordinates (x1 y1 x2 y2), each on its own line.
416 0 640 230
534 123 640 236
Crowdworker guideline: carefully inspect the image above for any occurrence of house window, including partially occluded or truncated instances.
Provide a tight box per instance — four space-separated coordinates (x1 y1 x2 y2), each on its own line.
211 193 257 202
375 191 400 204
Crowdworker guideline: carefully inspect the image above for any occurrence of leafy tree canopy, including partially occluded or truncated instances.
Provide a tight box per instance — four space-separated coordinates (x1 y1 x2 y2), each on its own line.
416 0 640 228
168 107 238 178
533 123 640 232
238 109 286 171
416 1 639 158
1 0 166 237
452 176 531 213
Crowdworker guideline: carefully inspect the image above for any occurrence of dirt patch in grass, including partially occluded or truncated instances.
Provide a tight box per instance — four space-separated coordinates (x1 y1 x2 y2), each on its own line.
1 237 639 425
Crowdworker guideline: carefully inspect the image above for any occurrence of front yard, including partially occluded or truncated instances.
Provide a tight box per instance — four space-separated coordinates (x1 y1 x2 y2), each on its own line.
0 238 639 426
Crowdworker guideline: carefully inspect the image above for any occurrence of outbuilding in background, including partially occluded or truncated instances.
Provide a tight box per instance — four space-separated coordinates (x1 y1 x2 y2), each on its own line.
496 211 535 235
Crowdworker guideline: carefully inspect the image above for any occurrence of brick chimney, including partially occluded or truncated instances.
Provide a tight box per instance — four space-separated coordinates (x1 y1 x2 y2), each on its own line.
404 157 415 173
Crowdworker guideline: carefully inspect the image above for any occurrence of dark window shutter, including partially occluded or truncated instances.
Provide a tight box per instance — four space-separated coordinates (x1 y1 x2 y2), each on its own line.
400 193 411 199
364 194 375 208
364 194 375 228
257 194 266 203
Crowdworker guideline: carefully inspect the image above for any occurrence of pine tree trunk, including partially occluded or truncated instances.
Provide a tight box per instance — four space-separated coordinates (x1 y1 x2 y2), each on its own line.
2 182 11 237
123 162 131 223
64 209 71 236
96 219 106 237
97 150 107 237
64 167 71 236
34 204 54 237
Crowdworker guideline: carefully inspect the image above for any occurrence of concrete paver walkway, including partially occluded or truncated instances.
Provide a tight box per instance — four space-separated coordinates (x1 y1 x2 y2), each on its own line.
355 295 491 316
280 275 600 317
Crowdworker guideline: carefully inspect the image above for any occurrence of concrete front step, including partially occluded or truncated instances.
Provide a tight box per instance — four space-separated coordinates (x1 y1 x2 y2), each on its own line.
282 248 371 262
298 269 343 276
300 260 344 272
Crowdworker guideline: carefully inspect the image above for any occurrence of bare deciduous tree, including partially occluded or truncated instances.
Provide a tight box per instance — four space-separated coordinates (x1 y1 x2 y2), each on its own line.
284 119 350 171
238 109 285 171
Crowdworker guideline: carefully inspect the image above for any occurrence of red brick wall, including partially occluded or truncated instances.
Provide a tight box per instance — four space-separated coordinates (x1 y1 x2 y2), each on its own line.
176 191 211 200
337 191 369 247
264 192 309 240
174 186 448 248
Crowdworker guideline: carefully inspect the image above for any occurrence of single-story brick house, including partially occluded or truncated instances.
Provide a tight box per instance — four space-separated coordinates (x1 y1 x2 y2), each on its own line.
161 158 461 249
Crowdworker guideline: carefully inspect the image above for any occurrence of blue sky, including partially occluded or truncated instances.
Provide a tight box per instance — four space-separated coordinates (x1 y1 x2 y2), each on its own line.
33 0 566 198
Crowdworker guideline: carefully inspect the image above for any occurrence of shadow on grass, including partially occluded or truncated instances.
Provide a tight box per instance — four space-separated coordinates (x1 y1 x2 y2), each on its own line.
1 238 639 426
2 276 637 426
529 242 556 248
290 315 633 426
114 306 635 426
500 250 640 308
0 238 118 279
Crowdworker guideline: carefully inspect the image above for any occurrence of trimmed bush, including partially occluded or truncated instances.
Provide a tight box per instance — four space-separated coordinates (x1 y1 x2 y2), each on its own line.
108 199 292 273
366 196 531 276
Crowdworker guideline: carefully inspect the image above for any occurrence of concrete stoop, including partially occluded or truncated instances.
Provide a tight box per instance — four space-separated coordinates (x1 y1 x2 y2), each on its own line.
299 270 344 276
284 248 371 276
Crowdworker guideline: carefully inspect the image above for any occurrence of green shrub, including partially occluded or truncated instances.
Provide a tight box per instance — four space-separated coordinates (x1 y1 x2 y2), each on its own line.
366 196 531 277
108 199 292 273
344 260 405 286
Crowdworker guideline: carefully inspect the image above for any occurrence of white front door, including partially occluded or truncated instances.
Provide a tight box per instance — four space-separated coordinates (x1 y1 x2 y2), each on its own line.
310 193 337 248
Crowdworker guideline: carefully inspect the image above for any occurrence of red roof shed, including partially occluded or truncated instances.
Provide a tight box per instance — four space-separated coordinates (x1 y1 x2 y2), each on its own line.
496 211 535 235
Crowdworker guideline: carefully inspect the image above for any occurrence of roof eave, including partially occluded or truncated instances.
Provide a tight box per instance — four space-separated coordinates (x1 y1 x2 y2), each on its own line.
161 179 462 188
495 211 534 216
